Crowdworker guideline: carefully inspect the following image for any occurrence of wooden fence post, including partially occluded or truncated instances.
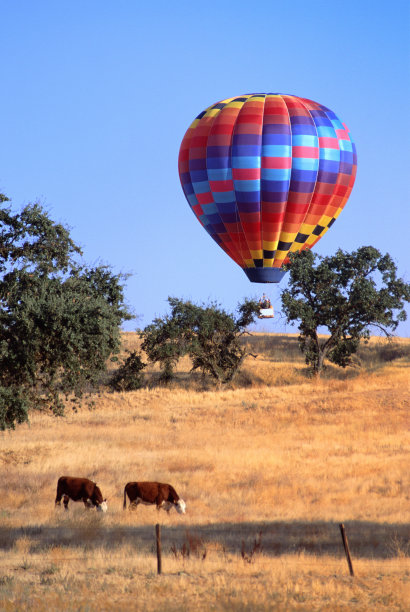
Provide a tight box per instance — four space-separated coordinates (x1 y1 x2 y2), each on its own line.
339 523 354 576
155 523 162 575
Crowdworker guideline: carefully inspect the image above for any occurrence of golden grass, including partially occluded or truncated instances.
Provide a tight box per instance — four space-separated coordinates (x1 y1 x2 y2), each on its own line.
0 333 409 610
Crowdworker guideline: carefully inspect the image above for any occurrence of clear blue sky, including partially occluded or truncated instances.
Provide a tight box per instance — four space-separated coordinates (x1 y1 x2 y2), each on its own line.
1 0 409 336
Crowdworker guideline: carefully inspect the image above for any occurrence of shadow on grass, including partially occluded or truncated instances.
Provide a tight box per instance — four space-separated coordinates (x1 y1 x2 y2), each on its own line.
0 520 408 559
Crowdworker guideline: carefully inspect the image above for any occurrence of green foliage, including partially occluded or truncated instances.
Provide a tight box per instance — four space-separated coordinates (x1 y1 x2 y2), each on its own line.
281 247 410 376
0 387 29 430
109 351 146 391
0 194 132 429
140 297 259 384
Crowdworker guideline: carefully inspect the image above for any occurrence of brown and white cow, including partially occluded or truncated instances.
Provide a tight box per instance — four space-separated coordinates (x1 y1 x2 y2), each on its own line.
123 481 186 514
55 476 107 512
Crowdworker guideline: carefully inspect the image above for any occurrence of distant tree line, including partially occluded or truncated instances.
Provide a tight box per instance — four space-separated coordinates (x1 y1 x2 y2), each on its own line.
114 246 409 387
2 193 409 429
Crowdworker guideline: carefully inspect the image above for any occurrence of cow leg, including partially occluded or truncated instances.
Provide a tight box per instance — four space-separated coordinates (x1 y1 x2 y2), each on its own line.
55 482 63 507
156 495 164 512
63 495 69 510
130 501 138 511
156 503 169 513
83 497 92 509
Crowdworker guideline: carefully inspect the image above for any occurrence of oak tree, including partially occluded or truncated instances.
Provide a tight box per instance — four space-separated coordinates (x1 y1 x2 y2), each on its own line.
281 247 410 376
0 194 132 428
140 297 259 384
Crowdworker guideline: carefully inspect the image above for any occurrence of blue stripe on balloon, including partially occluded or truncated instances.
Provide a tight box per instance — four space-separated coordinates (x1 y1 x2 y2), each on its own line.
183 182 194 195
261 178 290 191
317 171 338 184
235 191 260 204
244 268 287 283
339 139 353 152
292 135 318 147
261 133 290 145
207 213 225 226
207 156 230 169
234 180 261 192
309 111 331 125
320 148 340 161
261 168 292 180
190 170 208 182
290 124 317 136
319 159 340 173
207 168 233 181
187 193 198 207
290 169 318 183
198 214 211 226
340 150 354 163
213 191 236 203
231 156 261 169
202 202 218 214
292 158 319 171
261 145 291 157
192 181 210 194
231 144 261 157
217 201 237 214
330 118 344 130
290 116 315 126
316 126 336 138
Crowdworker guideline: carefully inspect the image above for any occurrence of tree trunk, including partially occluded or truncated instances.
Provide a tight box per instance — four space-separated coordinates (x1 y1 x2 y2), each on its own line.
316 347 327 376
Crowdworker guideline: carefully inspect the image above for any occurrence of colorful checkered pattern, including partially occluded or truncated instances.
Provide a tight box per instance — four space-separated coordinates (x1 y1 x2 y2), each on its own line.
178 94 357 283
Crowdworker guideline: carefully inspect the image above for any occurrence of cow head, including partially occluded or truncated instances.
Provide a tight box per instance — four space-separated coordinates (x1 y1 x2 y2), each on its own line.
97 499 108 513
176 499 186 514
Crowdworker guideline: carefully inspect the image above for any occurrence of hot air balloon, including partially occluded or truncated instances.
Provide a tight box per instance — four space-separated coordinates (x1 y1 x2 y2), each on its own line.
178 93 357 292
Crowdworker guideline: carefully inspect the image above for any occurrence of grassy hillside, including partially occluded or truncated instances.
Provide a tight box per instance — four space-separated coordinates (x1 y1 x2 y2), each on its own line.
0 334 409 611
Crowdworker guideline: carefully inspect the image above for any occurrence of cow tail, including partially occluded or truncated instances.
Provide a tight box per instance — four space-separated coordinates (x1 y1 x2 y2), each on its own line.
123 486 127 510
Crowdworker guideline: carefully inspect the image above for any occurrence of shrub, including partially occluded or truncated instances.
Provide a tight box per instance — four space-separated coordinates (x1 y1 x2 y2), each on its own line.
109 352 146 391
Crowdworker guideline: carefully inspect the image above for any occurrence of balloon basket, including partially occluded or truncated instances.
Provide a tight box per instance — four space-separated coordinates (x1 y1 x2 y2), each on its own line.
258 307 275 319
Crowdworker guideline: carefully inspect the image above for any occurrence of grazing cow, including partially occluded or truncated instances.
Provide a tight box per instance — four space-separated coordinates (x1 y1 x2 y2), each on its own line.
55 476 107 512
123 481 186 514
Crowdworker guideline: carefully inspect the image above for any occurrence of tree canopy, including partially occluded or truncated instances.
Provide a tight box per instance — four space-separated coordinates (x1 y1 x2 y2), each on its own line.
281 247 410 376
0 194 132 429
140 297 259 384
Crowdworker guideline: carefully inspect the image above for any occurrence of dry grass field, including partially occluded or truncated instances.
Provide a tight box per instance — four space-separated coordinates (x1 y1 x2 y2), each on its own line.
0 333 409 611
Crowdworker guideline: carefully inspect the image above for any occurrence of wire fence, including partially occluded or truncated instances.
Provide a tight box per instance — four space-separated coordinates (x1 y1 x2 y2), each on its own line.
0 522 409 574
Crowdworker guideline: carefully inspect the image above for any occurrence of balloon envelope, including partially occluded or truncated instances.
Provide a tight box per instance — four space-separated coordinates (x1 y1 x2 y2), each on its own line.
178 93 357 283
